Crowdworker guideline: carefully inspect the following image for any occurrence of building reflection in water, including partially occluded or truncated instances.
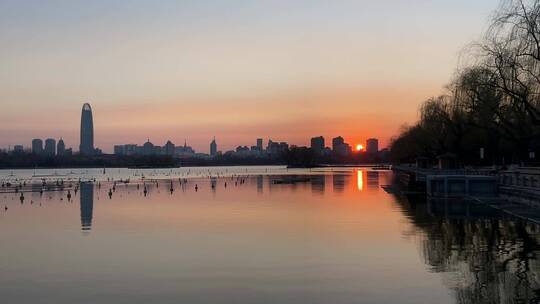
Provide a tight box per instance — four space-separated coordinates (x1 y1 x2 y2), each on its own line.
311 175 326 195
357 170 364 191
392 188 540 304
80 182 94 231
267 176 276 193
332 174 346 193
257 175 263 194
366 171 379 190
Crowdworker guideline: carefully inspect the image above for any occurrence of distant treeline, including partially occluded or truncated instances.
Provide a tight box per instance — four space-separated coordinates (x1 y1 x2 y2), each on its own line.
284 147 388 167
0 148 388 169
181 148 388 168
390 0 540 165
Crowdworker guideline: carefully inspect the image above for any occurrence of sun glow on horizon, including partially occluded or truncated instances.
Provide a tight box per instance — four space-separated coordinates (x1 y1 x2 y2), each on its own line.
356 144 364 151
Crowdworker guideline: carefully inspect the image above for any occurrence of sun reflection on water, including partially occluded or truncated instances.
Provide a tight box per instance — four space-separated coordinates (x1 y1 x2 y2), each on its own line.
357 170 363 191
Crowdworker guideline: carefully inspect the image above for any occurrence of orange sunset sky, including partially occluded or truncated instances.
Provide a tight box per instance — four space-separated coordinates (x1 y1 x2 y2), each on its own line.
0 1 495 153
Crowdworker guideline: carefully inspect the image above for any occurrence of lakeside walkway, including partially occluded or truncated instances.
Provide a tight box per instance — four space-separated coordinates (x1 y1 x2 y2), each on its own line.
394 165 540 223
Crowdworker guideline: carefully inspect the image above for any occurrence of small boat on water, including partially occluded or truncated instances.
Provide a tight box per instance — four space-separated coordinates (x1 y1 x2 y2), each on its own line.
371 165 392 171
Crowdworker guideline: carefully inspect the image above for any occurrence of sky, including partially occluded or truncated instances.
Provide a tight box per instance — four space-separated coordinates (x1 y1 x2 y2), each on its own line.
0 0 497 153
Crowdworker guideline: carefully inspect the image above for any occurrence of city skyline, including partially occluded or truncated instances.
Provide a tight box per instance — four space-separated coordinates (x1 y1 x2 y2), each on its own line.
8 132 377 155
0 1 495 153
5 102 383 154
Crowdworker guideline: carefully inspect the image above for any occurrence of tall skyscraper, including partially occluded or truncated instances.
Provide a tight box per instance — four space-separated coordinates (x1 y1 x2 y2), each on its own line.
80 103 94 155
57 138 66 156
44 138 56 156
32 139 43 155
366 138 379 154
256 138 263 151
210 137 217 156
311 136 325 152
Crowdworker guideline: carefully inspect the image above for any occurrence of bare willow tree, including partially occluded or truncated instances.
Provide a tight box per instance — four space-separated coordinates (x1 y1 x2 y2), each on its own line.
483 0 540 124
390 0 540 164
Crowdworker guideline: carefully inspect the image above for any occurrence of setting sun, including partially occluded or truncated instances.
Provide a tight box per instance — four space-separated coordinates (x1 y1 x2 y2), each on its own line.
356 144 364 151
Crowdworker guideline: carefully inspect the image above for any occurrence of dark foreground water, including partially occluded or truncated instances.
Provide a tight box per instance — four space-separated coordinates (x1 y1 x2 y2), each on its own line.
0 167 539 304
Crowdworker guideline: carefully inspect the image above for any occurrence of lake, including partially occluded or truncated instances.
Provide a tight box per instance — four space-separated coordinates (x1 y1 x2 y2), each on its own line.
0 166 538 304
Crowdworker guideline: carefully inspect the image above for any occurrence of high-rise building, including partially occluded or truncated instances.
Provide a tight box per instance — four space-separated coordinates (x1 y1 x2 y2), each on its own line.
311 136 325 152
366 138 379 154
44 138 56 156
32 139 43 155
332 136 350 157
210 137 217 156
143 139 154 155
164 140 175 156
332 136 344 151
267 139 289 155
57 138 66 156
256 138 263 151
80 103 94 155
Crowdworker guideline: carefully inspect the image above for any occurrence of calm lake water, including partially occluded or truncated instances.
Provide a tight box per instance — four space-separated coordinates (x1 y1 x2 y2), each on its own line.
0 166 539 304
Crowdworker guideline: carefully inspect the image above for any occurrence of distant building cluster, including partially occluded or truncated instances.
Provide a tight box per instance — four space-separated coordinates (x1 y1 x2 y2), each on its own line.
218 138 287 157
211 138 288 158
114 140 196 157
310 135 384 158
308 135 354 157
30 138 73 157
112 137 292 159
113 137 292 159
196 136 382 160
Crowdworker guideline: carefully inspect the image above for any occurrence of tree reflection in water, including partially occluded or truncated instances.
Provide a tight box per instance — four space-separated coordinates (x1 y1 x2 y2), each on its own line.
393 192 540 304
